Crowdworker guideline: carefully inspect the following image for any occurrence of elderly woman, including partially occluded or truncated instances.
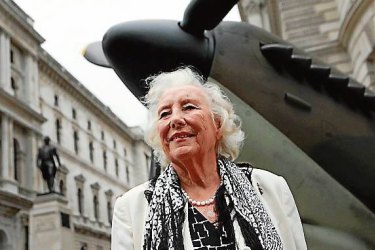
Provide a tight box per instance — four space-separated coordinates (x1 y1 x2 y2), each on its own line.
112 67 307 250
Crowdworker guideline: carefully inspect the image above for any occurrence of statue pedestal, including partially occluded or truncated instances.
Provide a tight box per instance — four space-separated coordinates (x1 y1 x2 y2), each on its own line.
30 192 74 250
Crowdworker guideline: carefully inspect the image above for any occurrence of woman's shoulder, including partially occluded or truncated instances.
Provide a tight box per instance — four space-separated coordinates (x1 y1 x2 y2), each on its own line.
236 162 282 179
236 161 285 187
251 168 284 181
115 181 149 205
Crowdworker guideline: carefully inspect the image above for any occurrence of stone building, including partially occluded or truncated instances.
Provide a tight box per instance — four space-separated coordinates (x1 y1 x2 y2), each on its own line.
238 0 375 91
0 1 151 249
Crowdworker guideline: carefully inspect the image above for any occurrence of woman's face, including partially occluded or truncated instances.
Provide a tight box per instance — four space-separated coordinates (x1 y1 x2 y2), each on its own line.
156 85 221 163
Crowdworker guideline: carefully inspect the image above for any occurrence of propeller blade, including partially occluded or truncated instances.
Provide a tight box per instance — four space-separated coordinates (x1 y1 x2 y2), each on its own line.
180 0 238 36
82 41 111 68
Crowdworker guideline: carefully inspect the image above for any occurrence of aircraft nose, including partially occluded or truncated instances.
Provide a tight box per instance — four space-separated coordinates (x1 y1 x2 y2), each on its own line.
102 20 214 100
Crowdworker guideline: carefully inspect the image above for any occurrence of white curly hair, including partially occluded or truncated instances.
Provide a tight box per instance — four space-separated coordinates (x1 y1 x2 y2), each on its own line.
143 67 244 166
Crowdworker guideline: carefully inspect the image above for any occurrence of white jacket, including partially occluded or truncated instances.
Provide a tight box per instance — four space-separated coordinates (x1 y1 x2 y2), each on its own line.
111 168 307 250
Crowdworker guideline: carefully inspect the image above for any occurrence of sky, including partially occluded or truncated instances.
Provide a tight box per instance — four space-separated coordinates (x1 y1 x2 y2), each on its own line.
13 0 241 128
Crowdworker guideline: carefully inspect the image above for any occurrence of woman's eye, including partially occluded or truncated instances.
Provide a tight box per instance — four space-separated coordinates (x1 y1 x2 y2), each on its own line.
183 104 197 110
159 111 170 119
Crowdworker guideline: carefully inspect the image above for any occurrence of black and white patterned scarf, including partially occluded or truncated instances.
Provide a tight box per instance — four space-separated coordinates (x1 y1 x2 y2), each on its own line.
143 157 283 250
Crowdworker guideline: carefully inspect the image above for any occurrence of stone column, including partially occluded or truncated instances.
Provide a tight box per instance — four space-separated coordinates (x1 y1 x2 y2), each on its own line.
1 114 11 179
0 114 17 193
24 54 32 106
24 130 37 192
0 31 11 92
23 54 39 110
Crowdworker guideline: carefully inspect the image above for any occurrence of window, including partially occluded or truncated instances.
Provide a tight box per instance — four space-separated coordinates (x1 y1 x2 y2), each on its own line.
13 138 20 181
24 225 29 250
55 119 61 144
103 150 107 171
10 49 14 64
115 158 119 177
78 188 83 214
89 141 94 163
87 120 91 131
54 94 59 106
107 201 112 225
80 243 88 250
75 174 86 215
101 130 105 140
93 195 99 220
73 130 79 154
126 165 129 183
123 147 127 157
11 77 17 90
72 108 76 119
59 180 64 195
113 139 116 149
105 189 113 225
60 212 70 228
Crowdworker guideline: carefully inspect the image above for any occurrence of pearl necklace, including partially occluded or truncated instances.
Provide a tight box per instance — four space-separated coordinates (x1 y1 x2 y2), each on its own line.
181 181 223 207
181 189 215 206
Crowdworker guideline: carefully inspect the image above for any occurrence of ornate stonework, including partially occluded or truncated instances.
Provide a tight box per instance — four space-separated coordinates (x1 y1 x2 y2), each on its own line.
239 0 375 90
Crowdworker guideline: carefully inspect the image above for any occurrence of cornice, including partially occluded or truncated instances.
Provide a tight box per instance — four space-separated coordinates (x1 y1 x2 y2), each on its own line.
0 0 44 55
37 49 144 142
0 189 33 216
338 0 374 48
0 88 45 122
74 174 86 183
73 223 111 241
105 189 113 197
0 88 46 135
90 182 100 190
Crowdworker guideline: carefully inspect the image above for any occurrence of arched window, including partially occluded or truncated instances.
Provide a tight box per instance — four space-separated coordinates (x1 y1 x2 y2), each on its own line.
78 188 83 214
93 195 99 220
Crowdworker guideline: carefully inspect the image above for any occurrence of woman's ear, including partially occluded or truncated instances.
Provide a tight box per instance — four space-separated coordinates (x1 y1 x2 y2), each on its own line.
214 116 221 128
214 116 223 139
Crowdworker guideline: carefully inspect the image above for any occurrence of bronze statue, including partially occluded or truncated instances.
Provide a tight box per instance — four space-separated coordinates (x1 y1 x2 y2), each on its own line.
37 136 61 193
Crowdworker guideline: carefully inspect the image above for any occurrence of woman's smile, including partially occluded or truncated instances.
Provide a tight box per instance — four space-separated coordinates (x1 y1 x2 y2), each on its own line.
168 131 196 142
157 85 220 162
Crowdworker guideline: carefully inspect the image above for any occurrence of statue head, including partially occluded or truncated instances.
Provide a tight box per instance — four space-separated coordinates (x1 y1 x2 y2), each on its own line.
43 136 51 145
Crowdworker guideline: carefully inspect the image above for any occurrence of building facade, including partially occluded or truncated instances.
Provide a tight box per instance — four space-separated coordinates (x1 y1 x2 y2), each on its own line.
238 0 375 91
0 1 151 249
